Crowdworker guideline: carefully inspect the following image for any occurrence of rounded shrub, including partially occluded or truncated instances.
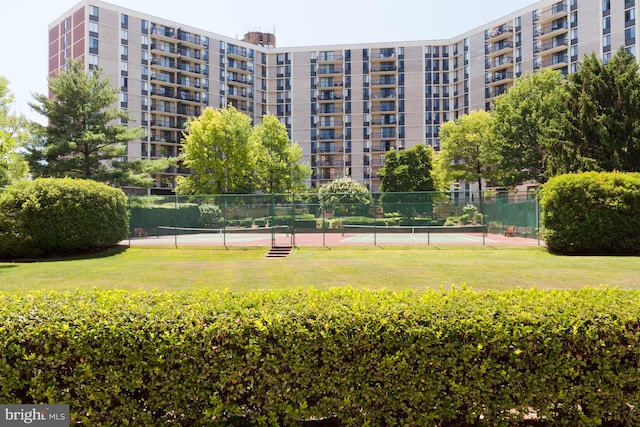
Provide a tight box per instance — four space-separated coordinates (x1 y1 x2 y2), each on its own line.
0 178 128 258
539 172 640 255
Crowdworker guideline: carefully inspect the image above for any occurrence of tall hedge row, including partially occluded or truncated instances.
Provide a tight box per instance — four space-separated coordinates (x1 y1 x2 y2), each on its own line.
539 172 640 255
0 178 128 258
1 288 640 426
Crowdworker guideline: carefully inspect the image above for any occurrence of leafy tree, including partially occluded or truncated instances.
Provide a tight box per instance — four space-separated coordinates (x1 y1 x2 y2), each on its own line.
565 47 640 173
378 144 436 193
176 106 260 194
378 144 436 218
437 110 500 192
0 77 29 186
254 114 311 193
492 69 570 186
318 176 371 216
28 59 166 187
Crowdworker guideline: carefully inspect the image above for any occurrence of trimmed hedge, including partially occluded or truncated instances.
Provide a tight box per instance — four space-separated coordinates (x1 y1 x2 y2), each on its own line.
539 172 640 255
0 178 128 258
129 203 201 233
1 288 640 425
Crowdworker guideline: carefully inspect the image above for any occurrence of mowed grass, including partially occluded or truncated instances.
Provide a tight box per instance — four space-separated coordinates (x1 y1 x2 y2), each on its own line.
1 245 639 292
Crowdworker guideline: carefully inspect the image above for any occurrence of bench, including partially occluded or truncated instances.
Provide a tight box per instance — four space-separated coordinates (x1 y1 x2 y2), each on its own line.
504 226 516 237
133 227 148 238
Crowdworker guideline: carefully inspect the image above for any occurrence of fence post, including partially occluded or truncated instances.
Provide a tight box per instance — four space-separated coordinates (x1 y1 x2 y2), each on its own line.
223 196 227 248
373 193 378 247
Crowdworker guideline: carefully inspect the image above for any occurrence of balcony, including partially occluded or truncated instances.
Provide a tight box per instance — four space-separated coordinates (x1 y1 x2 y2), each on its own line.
370 50 396 60
486 71 515 85
177 62 203 75
486 56 514 72
150 104 177 114
537 20 569 40
317 106 344 115
317 92 343 101
370 64 397 73
486 25 514 42
535 38 568 55
317 120 344 127
487 41 514 57
318 133 344 141
318 80 344 88
535 55 569 70
538 2 568 25
317 53 343 63
150 43 178 57
151 58 176 70
371 78 396 86
318 67 343 75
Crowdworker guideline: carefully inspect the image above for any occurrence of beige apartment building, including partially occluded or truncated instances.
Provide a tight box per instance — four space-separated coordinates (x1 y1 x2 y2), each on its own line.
49 0 637 193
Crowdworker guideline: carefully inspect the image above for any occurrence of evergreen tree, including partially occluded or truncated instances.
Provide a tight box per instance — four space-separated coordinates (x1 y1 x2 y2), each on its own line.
566 47 640 172
29 60 166 187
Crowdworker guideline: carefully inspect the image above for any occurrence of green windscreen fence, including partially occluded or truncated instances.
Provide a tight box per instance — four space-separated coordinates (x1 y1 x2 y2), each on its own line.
127 190 540 245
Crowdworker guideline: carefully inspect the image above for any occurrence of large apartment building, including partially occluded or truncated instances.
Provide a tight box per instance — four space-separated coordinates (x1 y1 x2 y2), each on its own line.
49 0 637 193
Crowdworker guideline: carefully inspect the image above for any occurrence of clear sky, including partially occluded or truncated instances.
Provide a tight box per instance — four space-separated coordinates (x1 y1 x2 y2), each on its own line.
2 0 536 122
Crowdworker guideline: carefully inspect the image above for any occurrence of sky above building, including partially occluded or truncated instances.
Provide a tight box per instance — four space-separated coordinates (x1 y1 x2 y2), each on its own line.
2 0 536 122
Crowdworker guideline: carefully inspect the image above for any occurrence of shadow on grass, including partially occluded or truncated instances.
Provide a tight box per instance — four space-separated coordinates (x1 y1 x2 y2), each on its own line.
9 245 129 264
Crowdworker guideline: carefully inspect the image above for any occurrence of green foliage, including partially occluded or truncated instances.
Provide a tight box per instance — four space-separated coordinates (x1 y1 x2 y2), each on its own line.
492 69 571 186
437 110 500 192
378 145 436 193
0 76 30 186
2 288 640 425
177 106 260 194
28 60 162 187
566 47 640 173
539 172 640 255
378 145 437 218
0 178 128 258
129 204 201 232
199 204 223 227
254 114 311 193
318 176 371 216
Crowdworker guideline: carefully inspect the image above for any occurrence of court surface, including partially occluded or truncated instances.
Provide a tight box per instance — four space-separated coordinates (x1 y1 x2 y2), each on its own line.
125 230 541 247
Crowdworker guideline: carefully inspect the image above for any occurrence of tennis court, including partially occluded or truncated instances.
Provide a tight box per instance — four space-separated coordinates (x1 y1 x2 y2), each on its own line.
125 225 541 247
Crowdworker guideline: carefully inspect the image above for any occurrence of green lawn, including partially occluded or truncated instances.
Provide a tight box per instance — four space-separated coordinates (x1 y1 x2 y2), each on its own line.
1 245 638 292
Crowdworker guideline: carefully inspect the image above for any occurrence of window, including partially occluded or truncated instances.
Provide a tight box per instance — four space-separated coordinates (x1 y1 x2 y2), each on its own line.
141 35 149 47
626 8 636 26
89 5 99 20
121 61 128 73
120 76 128 90
121 14 128 28
603 0 610 12
89 38 98 54
141 19 148 32
120 92 128 106
121 45 128 58
626 27 636 44
89 22 98 35
603 16 611 32
603 34 611 49
88 54 98 69
121 29 128 42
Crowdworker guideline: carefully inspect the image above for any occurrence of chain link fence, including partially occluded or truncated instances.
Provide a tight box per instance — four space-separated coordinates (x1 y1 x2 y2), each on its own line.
127 191 540 246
